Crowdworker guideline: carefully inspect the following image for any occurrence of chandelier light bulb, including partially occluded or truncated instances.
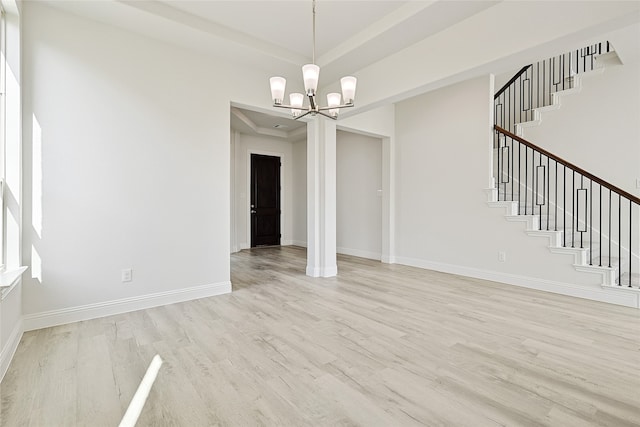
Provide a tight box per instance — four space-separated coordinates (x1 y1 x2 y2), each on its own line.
302 64 320 95
290 93 304 117
327 92 341 118
269 77 286 105
340 76 357 105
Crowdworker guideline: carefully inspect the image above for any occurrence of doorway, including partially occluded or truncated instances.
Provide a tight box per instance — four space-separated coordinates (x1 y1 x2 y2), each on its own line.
250 153 281 247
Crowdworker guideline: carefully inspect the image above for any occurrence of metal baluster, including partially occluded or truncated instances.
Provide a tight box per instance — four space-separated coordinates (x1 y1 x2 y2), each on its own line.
580 175 584 249
503 142 508 199
555 160 558 231
551 56 555 101
511 135 514 200
519 75 522 125
560 54 565 90
589 180 593 265
563 166 567 247
503 93 506 130
518 142 522 215
543 59 546 107
511 81 515 132
511 79 515 131
497 131 501 198
529 67 533 121
532 149 536 216
507 86 510 133
525 147 528 215
539 153 544 230
568 51 573 88
629 201 633 287
618 194 621 286
599 185 602 267
572 171 575 248
608 189 612 268
547 156 550 230
537 62 540 109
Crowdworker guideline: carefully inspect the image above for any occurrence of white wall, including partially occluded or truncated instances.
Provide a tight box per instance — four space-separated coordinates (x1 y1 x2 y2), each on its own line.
339 105 395 139
336 131 382 260
339 105 396 262
291 139 307 246
231 133 296 250
522 58 640 197
394 75 614 297
20 2 274 328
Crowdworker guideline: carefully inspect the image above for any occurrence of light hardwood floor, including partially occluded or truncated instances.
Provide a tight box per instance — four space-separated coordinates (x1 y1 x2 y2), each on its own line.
2 246 639 426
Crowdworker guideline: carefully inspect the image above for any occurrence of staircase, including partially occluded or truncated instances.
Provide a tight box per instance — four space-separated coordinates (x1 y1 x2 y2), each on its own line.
486 43 640 307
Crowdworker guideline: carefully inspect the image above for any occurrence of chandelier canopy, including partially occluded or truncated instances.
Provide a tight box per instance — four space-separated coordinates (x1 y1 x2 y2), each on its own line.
269 0 357 120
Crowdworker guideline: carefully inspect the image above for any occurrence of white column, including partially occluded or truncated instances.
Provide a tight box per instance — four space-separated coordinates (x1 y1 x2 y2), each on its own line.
381 136 395 264
306 117 337 277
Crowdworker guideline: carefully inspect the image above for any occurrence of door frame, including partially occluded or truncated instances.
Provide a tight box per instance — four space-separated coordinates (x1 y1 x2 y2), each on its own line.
246 149 285 248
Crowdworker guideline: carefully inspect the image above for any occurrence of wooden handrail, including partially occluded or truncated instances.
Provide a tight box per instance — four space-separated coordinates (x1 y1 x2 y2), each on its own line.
494 65 532 100
494 125 640 205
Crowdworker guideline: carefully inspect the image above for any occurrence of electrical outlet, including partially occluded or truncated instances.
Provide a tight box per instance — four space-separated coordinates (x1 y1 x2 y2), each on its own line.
498 251 506 262
121 268 133 282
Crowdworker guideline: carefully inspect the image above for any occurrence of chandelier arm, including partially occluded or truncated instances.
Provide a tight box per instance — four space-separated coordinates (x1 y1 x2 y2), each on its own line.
312 0 316 64
272 103 297 109
316 111 337 120
293 110 315 120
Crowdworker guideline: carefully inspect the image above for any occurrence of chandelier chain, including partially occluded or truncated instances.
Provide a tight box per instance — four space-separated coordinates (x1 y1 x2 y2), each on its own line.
312 0 316 64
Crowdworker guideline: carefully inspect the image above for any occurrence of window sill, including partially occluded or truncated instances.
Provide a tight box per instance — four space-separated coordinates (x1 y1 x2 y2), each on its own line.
0 266 28 300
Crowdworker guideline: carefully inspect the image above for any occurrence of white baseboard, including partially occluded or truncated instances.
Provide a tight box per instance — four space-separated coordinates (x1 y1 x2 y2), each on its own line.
337 246 381 261
306 266 320 277
306 264 337 277
322 265 338 277
0 318 23 382
394 256 640 309
289 240 307 248
381 255 396 264
23 281 232 332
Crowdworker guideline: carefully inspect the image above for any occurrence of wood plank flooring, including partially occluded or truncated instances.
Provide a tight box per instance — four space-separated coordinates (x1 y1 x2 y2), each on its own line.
2 246 639 426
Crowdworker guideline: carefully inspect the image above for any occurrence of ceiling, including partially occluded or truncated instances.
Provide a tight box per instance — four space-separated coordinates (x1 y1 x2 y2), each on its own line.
46 0 500 83
158 1 499 73
164 0 407 60
231 107 307 142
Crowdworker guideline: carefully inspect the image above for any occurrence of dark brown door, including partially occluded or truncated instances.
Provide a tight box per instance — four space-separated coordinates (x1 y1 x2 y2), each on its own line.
250 154 281 247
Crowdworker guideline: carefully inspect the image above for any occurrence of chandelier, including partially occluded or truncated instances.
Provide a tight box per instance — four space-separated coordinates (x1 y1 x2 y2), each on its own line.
269 0 357 120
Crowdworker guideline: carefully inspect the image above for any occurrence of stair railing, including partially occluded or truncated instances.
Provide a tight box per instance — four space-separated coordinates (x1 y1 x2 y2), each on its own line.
495 42 611 135
494 125 639 288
